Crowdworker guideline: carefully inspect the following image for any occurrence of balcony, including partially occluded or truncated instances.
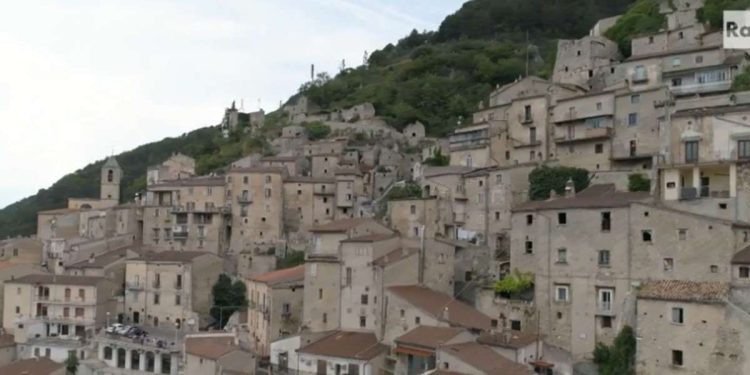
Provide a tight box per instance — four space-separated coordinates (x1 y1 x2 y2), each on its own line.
152 280 161 289
34 315 96 326
680 186 730 200
314 185 335 196
555 127 612 144
597 302 615 316
126 282 143 290
670 80 732 96
237 194 253 204
33 296 92 305
518 113 533 125
172 225 188 239
174 282 183 290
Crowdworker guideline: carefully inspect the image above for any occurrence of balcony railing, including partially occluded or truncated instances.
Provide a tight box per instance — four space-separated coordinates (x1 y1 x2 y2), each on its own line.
597 302 614 316
237 194 253 204
555 127 612 144
670 80 732 96
126 282 143 290
172 225 188 239
33 296 92 305
34 315 96 325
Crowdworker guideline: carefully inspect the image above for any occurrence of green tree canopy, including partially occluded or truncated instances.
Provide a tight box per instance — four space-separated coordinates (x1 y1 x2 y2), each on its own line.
528 165 589 201
211 274 248 328
594 325 636 375
628 173 651 192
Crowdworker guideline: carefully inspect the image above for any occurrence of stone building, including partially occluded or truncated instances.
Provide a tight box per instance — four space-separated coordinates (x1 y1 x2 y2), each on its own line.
184 333 255 375
282 176 336 234
3 274 117 362
245 265 305 357
552 36 620 89
553 91 616 171
434 341 534 374
142 176 228 254
124 251 222 330
227 167 287 253
302 219 392 333
147 153 195 186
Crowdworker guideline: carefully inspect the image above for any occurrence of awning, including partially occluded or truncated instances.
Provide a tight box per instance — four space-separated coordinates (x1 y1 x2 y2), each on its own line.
394 345 433 357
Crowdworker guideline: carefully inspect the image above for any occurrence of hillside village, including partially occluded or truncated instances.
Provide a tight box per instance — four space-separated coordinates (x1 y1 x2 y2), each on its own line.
3 1 750 375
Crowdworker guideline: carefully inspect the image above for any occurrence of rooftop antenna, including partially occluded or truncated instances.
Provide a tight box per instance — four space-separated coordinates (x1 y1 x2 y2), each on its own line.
310 64 315 81
240 99 244 111
257 98 261 110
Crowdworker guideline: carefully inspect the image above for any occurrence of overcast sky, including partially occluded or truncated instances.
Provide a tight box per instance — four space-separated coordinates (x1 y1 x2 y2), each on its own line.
0 0 464 208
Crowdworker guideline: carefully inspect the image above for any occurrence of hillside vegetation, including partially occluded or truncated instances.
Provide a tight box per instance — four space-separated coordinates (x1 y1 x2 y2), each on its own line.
0 0 688 238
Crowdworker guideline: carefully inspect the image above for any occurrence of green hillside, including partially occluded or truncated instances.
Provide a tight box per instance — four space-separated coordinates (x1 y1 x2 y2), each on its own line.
0 0 636 238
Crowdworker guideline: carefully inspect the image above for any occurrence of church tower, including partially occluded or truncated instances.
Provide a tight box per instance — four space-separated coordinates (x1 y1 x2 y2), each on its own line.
101 156 121 202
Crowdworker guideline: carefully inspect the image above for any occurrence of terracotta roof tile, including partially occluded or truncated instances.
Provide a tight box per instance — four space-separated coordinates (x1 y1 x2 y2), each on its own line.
8 274 105 287
185 335 237 360
440 342 533 375
67 247 131 269
250 265 305 286
514 184 650 211
341 233 398 243
637 280 729 304
371 248 418 267
477 331 539 349
0 357 64 375
310 218 383 233
151 176 225 188
133 251 212 263
395 326 465 350
388 285 493 330
732 244 750 264
299 331 387 360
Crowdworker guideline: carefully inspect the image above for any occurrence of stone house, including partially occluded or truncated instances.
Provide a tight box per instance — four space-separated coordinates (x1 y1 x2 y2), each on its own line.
552 91 616 171
635 280 748 374
553 36 620 89
259 155 307 176
393 326 473 374
403 121 425 146
184 333 255 375
311 154 340 179
387 197 451 240
227 167 287 253
383 285 494 345
282 176 336 234
3 274 117 362
295 331 388 375
142 176 228 254
334 168 363 219
245 265 305 357
147 153 196 186
610 85 668 170
303 219 392 333
434 341 533 375
124 251 222 330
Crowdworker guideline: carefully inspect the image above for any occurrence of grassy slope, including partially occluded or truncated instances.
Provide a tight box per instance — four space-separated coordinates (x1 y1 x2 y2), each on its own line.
0 0 633 238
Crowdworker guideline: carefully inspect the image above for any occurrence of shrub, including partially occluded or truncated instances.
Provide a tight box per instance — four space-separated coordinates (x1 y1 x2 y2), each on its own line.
528 165 589 200
628 174 651 192
493 269 534 294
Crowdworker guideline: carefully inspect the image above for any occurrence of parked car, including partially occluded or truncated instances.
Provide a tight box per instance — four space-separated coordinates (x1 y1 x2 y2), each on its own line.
105 323 123 334
115 325 132 335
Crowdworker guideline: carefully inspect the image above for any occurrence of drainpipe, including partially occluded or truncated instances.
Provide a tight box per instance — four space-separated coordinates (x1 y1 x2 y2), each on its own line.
418 225 425 285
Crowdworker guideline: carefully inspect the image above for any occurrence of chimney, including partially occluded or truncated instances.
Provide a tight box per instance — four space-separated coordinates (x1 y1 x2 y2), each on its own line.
564 178 576 198
442 306 450 322
548 190 558 200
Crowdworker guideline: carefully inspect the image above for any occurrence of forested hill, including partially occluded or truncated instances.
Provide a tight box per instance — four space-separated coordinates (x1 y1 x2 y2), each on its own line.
0 0 635 237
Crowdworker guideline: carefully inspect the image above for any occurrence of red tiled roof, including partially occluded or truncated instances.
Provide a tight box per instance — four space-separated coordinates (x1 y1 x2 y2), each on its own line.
371 248 418 267
388 285 493 330
0 357 64 375
637 280 729 304
310 218 384 233
185 335 237 360
341 233 398 243
299 331 387 360
477 331 539 349
250 265 305 286
395 326 465 350
440 342 533 375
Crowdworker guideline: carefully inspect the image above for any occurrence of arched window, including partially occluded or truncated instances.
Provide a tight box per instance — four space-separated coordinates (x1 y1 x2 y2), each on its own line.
103 346 112 360
107 169 114 182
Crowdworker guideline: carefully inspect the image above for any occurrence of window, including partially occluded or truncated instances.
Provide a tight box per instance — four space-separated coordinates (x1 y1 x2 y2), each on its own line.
601 316 613 328
495 174 502 184
634 65 647 81
672 350 683 366
265 175 271 183
318 289 323 299
642 230 653 242
601 212 611 232
400 309 405 318
740 266 750 278
672 307 684 324
75 308 84 317
595 143 603 154
524 105 532 122
710 265 719 273
672 77 683 86
495 212 500 221
525 241 533 254
511 320 521 331
598 289 613 312
631 94 640 104
648 36 654 44
664 257 674 271
322 313 327 324
529 127 536 143
265 188 272 198
557 248 567 264
410 205 416 214
175 295 181 306
596 102 602 110
348 364 360 375
685 141 699 162
678 229 687 240
346 267 352 286
672 57 681 67
415 316 421 324
154 293 160 305
696 55 703 63
628 113 638 126
361 294 369 305
555 285 570 302
739 140 750 159
243 176 248 184
526 215 533 225
78 289 85 300
598 250 611 267
558 212 567 225
359 316 366 328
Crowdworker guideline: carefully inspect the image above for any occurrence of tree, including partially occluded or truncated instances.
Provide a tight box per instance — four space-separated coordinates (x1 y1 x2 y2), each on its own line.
493 269 534 295
66 351 79 374
605 0 665 56
211 274 248 328
423 148 450 166
306 122 331 141
628 174 651 192
278 250 305 269
528 165 589 200
593 326 636 375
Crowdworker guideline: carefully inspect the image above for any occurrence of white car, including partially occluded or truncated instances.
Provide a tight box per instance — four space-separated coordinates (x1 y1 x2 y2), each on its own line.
105 323 122 334
115 324 132 335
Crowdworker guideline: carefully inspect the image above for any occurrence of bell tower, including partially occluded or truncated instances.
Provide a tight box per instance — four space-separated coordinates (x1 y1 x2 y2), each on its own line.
101 156 121 202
